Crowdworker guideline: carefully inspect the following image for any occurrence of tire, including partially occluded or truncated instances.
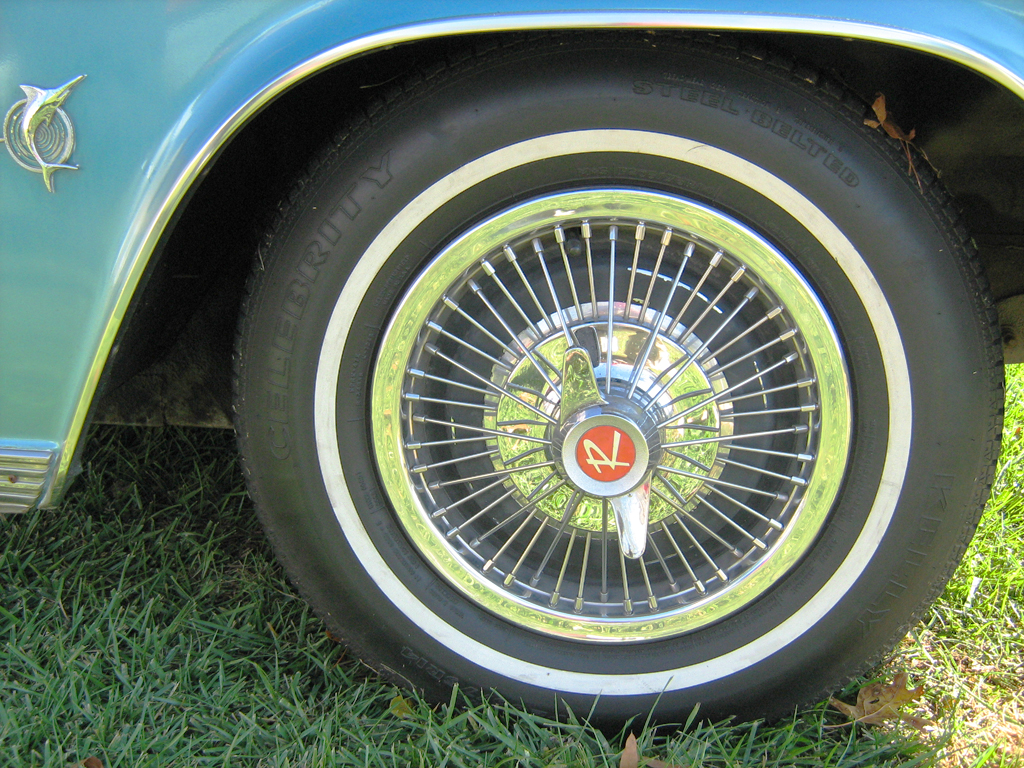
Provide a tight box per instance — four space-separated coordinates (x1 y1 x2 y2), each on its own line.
234 35 1002 722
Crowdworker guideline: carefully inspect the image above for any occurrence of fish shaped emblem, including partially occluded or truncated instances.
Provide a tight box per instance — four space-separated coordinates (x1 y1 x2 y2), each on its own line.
2 74 85 192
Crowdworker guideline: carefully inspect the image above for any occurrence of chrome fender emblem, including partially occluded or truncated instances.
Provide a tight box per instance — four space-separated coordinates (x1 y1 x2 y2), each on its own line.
2 75 85 192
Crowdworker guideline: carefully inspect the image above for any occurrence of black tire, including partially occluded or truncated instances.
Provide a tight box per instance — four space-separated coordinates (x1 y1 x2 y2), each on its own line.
234 35 1002 723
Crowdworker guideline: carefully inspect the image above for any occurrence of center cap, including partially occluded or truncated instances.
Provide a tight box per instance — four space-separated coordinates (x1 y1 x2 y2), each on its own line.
560 412 652 497
576 425 636 482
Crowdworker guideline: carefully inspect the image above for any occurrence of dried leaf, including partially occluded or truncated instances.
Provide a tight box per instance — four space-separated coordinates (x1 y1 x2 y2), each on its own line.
647 759 686 768
829 672 928 727
865 93 916 142
619 733 639 768
863 92 922 189
325 629 344 643
389 693 415 719
75 759 104 768
829 696 859 720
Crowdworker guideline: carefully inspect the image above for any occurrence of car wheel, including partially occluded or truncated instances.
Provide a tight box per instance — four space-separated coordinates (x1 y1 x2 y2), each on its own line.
234 36 1002 722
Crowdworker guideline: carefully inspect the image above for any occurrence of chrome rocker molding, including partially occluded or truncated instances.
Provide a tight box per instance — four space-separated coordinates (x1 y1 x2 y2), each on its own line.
47 9 1024 508
0 443 59 514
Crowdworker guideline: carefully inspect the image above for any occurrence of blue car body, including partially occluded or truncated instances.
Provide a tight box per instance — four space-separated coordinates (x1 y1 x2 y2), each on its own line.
1 0 1022 509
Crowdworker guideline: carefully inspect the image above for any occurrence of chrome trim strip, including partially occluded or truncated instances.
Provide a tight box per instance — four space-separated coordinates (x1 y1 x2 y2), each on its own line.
0 442 58 513
52 8 1024 503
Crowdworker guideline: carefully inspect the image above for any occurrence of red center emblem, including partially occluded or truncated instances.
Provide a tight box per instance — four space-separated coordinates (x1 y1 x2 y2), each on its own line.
576 425 636 482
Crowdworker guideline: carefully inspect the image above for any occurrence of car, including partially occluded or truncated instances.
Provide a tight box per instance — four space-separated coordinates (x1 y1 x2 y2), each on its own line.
2 0 1021 724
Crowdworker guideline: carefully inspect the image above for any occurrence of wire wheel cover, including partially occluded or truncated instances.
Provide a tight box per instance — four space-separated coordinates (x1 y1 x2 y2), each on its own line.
372 189 850 640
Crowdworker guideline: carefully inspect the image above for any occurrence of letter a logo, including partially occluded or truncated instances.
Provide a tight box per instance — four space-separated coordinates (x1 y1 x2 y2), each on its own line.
576 425 636 482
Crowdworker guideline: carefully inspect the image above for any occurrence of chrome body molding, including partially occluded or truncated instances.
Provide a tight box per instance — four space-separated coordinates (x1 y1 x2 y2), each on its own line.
1 75 85 193
33 7 1024 508
0 443 59 514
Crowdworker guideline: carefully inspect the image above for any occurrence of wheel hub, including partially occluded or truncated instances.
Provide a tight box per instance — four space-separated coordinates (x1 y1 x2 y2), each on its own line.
555 396 659 497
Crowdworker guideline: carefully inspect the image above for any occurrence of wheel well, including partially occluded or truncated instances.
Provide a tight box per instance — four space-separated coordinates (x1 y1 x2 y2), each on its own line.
92 29 1024 427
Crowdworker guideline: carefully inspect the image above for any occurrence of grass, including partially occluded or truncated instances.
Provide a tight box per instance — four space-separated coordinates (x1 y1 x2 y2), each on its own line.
1 373 1022 767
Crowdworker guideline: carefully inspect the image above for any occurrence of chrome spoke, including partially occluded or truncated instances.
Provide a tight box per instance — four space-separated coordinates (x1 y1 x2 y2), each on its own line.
664 447 714 473
720 377 815 405
638 556 658 611
473 478 567 544
480 259 543 338
601 499 609 603
644 284 758 405
659 387 713 411
663 424 809 448
657 463 787 501
605 225 618 394
429 461 555 489
554 225 583 322
550 527 578 608
653 475 742 557
583 221 597 318
445 484 522 532
405 435 489 450
659 520 705 595
507 381 547 398
706 485 784 531
725 405 817 418
531 491 582 586
624 222 646 312
694 494 768 551
408 368 495 398
673 511 730 584
658 480 734 581
442 295 521 359
657 352 800 429
427 320 511 370
501 444 547 465
433 476 513 517
504 244 551 330
411 448 498 473
646 533 679 594
502 517 550 586
533 238 574 346
414 414 553 444
425 343 557 424
618 546 633 615
404 392 495 411
627 241 693 397
729 444 815 462
703 309 783 369
639 228 674 319
666 249 723 337
466 281 562 395
575 531 593 613
483 510 539 572
496 418 549 428
674 265 747 351
662 420 718 433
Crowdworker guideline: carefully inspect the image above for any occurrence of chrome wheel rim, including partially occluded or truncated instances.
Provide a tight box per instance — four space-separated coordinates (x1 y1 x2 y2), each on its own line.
372 189 851 641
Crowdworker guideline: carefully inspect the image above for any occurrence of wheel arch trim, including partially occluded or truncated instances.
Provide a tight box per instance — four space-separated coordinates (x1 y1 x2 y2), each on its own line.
51 7 1017 506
